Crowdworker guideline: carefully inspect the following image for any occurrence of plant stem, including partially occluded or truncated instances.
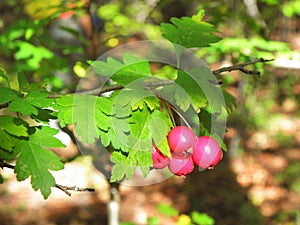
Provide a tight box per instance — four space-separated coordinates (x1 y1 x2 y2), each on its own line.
163 100 192 130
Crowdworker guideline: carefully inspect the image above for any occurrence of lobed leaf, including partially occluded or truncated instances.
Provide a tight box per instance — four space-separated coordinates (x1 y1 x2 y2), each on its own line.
189 66 225 115
222 88 237 113
25 90 54 108
110 151 136 182
0 115 28 137
93 53 152 86
29 126 65 148
73 95 99 144
175 70 207 113
127 107 152 151
108 106 173 181
8 90 54 116
55 94 74 127
14 140 64 199
9 97 38 115
0 87 18 104
111 80 156 111
0 129 15 152
149 110 172 157
161 16 222 48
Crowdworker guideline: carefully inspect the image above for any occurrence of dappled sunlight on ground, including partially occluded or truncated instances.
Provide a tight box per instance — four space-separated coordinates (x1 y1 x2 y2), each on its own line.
0 115 300 224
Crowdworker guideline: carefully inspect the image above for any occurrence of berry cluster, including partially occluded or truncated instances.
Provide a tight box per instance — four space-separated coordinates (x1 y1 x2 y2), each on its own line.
152 126 223 176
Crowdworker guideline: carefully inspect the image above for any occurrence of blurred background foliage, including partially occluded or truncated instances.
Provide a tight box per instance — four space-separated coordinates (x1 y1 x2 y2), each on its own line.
0 0 300 224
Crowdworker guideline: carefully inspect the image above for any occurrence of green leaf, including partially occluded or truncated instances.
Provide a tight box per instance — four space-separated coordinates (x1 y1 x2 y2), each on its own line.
32 108 57 122
131 95 160 111
189 67 225 114
0 115 28 137
143 96 160 111
127 107 152 151
55 95 74 127
95 109 112 132
157 203 179 217
95 96 114 132
161 14 222 48
93 53 152 86
136 149 151 177
14 140 64 199
0 146 21 160
110 122 130 151
111 80 155 111
0 129 15 152
191 211 215 225
110 162 127 182
30 126 65 148
109 106 164 181
8 90 54 116
73 95 99 144
55 94 75 107
25 90 54 108
110 151 136 182
0 68 9 86
97 129 111 147
198 109 227 151
175 70 207 113
93 56 123 77
222 88 237 113
97 96 114 116
147 217 160 225
0 87 18 104
9 97 38 116
149 110 172 157
18 72 28 90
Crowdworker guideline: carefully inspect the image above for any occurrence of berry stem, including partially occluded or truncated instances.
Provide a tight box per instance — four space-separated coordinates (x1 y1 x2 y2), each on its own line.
165 100 192 130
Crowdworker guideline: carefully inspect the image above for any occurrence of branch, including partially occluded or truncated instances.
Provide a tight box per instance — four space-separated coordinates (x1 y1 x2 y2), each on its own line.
0 160 95 197
0 103 9 110
48 58 273 98
50 80 175 98
212 58 274 76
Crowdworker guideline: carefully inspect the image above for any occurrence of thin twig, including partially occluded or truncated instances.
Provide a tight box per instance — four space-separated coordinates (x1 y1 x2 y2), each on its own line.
212 58 274 76
0 160 95 197
0 160 15 169
55 184 95 196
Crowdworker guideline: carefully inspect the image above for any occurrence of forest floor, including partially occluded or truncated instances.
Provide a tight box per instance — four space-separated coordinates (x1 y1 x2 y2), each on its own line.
0 112 299 225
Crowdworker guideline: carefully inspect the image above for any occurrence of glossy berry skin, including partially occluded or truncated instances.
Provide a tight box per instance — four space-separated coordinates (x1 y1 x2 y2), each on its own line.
168 152 194 176
168 126 197 154
192 136 222 170
152 143 170 169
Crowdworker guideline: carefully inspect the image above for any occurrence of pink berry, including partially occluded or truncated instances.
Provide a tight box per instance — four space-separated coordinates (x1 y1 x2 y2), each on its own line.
168 126 197 154
192 136 222 170
152 143 170 169
168 152 194 176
